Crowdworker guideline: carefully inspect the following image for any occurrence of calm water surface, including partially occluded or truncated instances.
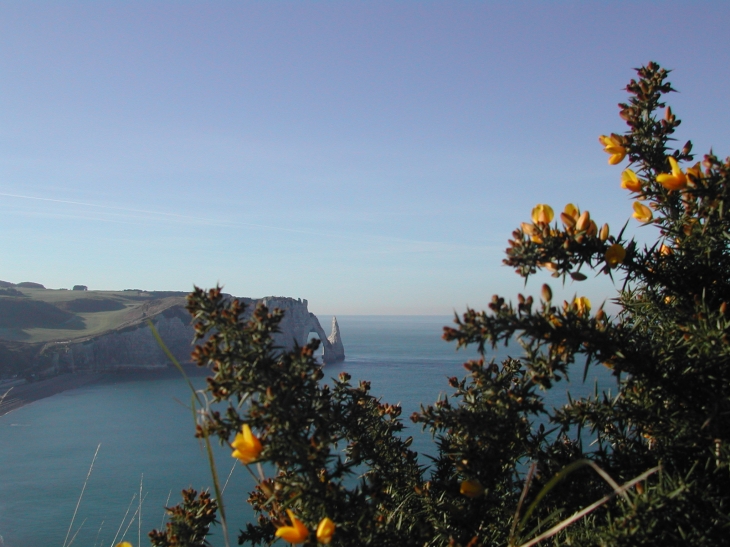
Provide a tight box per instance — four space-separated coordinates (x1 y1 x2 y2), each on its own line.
0 315 615 547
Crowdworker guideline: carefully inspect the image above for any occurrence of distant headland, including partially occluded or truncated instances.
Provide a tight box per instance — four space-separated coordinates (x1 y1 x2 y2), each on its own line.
0 281 344 415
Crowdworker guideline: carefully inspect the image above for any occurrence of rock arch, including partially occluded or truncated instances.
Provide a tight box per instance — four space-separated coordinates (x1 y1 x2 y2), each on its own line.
260 297 345 364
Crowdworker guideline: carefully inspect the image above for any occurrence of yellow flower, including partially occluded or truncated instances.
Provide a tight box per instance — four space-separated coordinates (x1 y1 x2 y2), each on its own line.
599 134 626 165
574 296 591 314
520 222 536 235
531 204 554 224
564 203 579 220
115 543 133 547
659 243 673 256
633 202 653 223
656 157 687 191
605 244 626 268
621 169 642 192
686 162 703 182
231 424 263 464
460 479 485 498
316 517 336 544
276 510 309 544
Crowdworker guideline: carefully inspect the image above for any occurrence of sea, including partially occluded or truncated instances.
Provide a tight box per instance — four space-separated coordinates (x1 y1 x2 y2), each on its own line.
0 315 615 547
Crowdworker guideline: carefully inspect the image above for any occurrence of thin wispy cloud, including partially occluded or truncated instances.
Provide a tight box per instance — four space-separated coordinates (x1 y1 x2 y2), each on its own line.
0 191 499 255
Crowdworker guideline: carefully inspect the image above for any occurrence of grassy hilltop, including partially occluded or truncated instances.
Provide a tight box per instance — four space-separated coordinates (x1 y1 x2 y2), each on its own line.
0 282 187 344
0 281 189 378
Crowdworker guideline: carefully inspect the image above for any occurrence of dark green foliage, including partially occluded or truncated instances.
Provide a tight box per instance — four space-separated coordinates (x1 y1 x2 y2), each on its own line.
158 63 730 546
185 286 426 546
149 488 218 547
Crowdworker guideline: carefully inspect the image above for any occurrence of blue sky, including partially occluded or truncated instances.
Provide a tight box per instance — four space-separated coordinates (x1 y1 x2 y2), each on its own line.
1 1 729 314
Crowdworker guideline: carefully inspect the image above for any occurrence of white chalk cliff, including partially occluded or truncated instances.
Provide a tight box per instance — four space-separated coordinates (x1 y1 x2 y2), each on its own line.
261 297 345 364
44 296 344 371
327 316 345 363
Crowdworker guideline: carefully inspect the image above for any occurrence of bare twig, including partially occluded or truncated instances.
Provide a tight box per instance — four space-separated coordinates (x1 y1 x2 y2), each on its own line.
110 494 136 547
147 321 202 406
509 462 536 544
120 493 148 543
149 320 230 547
65 518 87 547
517 458 631 537
138 474 143 547
222 461 237 494
160 490 172 530
93 520 104 547
516 466 660 547
63 443 101 547
203 433 231 547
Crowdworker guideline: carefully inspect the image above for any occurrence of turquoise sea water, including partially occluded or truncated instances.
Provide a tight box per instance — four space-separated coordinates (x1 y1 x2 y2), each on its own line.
0 315 615 547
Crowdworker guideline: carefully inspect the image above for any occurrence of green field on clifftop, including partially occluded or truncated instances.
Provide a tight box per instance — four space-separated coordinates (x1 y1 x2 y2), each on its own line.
0 284 188 344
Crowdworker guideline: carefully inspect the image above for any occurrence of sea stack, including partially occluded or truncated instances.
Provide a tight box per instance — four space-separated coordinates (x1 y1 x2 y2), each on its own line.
326 316 345 364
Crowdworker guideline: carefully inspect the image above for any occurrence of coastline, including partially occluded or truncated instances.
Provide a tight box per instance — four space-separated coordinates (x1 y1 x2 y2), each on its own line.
0 373 104 418
0 365 210 418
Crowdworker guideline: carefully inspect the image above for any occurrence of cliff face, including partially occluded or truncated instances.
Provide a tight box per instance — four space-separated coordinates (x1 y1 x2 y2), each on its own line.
49 312 192 371
261 297 345 364
41 296 344 371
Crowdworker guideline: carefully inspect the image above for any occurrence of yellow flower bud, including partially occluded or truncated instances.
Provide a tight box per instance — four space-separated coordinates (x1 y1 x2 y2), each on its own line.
574 296 591 314
521 222 536 235
542 284 553 302
686 162 702 182
586 220 598 236
531 204 554 224
460 479 485 498
560 212 576 228
316 517 336 544
564 203 580 220
575 210 590 232
276 510 309 544
599 223 610 241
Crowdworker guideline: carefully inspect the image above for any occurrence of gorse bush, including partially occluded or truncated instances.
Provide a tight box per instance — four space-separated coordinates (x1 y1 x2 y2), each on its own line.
149 63 730 546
